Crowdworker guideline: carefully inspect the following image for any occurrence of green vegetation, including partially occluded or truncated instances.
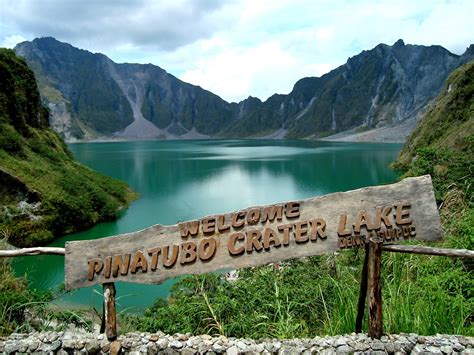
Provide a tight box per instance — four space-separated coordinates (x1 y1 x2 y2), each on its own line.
121 62 474 338
0 256 51 335
0 48 136 334
0 237 94 335
0 48 136 247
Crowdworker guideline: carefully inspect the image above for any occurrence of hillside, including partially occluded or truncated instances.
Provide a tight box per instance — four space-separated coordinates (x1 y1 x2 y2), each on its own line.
396 60 474 167
0 49 135 247
394 60 473 207
14 38 474 141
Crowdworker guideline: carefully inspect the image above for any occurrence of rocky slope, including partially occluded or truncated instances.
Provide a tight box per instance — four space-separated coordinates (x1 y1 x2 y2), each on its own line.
14 37 474 141
396 60 474 167
0 49 135 246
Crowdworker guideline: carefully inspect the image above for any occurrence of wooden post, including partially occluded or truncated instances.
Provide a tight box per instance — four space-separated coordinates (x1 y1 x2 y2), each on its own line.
367 237 383 339
355 244 369 333
103 283 117 341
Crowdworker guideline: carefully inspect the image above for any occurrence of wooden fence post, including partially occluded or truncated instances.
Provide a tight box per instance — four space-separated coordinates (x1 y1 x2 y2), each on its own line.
367 237 383 339
103 283 117 341
355 244 369 333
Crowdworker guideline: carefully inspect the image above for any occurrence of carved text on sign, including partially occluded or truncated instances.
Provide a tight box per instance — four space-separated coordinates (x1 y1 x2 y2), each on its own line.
65 175 442 290
337 202 417 248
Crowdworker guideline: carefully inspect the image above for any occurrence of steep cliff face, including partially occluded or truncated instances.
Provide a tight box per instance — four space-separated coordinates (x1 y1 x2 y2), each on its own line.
0 49 134 247
14 38 474 140
15 37 235 140
396 60 474 167
234 40 473 139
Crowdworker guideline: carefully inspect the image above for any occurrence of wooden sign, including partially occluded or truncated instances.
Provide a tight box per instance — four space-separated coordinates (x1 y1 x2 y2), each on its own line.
65 175 442 290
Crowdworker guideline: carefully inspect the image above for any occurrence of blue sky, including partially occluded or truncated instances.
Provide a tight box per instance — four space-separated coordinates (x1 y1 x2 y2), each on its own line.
1 0 473 102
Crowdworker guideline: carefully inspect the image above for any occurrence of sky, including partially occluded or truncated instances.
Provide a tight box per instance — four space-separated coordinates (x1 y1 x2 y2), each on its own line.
1 0 473 103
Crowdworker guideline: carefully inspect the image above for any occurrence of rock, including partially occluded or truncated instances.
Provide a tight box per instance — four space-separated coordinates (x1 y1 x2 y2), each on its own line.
353 342 370 351
157 338 169 349
74 339 86 350
412 344 426 354
227 345 239 355
334 337 347 347
101 341 111 352
17 340 29 353
198 342 211 353
212 342 225 353
319 349 336 355
236 340 247 350
121 337 133 349
170 340 183 349
85 339 101 353
254 343 265 352
4 342 19 353
181 348 197 355
25 338 40 352
336 345 354 354
440 345 453 354
372 340 385 351
384 342 395 353
62 338 75 350
453 343 465 352
110 340 122 355
147 342 158 354
179 334 189 341
425 345 442 353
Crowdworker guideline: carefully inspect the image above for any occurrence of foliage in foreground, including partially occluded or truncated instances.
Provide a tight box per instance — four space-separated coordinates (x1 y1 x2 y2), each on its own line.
123 203 472 337
0 248 50 335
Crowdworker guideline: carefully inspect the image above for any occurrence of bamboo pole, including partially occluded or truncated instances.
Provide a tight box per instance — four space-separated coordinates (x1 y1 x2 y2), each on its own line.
355 244 369 333
103 283 117 341
367 237 383 339
0 247 65 257
383 245 474 258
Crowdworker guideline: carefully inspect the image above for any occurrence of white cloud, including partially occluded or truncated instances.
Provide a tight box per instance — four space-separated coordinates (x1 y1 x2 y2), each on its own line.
1 0 473 102
2 35 27 48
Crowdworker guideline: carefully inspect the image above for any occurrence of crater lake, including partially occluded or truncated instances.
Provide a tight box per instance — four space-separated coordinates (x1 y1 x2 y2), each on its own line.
13 139 402 312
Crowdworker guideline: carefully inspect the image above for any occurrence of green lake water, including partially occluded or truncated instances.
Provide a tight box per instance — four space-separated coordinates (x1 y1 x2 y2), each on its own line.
13 139 402 312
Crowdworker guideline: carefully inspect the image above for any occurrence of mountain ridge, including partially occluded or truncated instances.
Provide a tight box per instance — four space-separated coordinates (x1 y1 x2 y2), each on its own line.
14 37 474 141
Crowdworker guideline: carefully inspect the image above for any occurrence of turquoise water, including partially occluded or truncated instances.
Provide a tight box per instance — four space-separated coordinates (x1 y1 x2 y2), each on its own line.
13 139 401 312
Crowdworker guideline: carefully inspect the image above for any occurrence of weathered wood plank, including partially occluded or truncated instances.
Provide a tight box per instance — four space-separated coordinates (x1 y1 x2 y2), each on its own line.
383 245 474 258
0 247 65 257
367 238 383 339
65 175 442 290
103 283 117 341
355 244 369 333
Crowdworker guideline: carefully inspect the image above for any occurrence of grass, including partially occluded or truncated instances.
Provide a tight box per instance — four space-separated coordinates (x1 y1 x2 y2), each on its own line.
0 127 137 246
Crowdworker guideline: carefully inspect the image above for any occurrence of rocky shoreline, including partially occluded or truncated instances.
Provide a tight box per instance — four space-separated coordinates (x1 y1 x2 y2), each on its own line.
1 331 473 354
